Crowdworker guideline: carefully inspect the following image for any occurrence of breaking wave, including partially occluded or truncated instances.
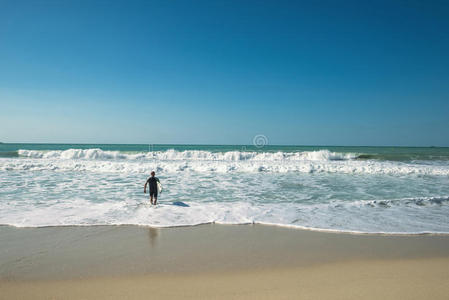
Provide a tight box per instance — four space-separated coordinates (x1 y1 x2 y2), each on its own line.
17 148 358 161
0 148 445 175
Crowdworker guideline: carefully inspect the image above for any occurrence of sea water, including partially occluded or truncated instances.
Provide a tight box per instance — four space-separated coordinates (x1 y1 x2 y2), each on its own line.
1 143 449 234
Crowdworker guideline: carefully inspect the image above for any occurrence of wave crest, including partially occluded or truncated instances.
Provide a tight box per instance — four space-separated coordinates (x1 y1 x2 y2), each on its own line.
2 148 446 175
17 148 357 161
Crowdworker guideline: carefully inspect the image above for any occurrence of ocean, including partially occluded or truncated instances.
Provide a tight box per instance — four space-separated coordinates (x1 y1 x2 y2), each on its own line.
1 143 449 234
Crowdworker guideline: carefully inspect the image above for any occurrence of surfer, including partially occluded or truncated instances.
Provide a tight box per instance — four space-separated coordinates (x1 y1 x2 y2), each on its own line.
144 171 160 205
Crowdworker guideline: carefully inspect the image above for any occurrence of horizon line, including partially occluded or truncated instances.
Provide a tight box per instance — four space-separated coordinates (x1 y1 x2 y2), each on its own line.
0 142 447 148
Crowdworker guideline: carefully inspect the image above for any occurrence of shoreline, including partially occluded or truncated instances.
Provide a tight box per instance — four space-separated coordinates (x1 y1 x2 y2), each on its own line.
3 223 449 236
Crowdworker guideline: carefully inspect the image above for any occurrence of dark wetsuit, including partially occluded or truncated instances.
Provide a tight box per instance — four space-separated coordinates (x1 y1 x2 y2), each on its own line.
146 176 160 197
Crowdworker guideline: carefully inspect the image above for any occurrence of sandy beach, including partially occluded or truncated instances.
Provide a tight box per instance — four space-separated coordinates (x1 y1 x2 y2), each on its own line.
1 224 449 299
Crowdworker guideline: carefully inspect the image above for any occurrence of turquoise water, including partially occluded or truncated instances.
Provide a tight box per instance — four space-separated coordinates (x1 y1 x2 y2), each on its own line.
1 143 449 233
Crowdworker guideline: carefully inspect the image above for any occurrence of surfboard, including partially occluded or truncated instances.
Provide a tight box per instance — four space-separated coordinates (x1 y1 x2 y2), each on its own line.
157 181 163 194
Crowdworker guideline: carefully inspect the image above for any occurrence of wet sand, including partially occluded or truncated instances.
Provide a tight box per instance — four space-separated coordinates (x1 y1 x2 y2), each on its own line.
1 224 449 299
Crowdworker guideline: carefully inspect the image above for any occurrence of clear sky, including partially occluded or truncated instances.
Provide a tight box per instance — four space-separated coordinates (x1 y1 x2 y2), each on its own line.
1 0 448 146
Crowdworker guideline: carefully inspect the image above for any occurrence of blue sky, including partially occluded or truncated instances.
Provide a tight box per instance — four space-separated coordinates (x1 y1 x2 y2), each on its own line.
1 0 448 146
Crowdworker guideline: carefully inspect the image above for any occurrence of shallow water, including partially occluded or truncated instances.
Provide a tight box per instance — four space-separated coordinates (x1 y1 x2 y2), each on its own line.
1 144 449 233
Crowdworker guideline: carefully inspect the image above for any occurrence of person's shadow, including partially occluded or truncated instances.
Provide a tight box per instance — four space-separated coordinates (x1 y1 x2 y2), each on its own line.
172 201 189 207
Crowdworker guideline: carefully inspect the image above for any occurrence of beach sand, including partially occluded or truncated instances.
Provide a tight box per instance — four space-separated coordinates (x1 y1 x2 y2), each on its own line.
1 224 449 299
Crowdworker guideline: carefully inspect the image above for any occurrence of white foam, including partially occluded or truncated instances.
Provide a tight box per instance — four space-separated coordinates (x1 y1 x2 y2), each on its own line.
9 148 449 175
1 197 449 234
3 156 449 175
18 149 357 161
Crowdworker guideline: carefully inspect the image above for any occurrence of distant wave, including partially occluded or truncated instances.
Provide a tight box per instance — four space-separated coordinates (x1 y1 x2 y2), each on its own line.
7 148 449 162
16 148 358 161
0 149 444 175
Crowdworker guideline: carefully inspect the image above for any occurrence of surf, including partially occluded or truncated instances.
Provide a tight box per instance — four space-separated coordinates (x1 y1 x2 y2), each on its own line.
2 145 449 234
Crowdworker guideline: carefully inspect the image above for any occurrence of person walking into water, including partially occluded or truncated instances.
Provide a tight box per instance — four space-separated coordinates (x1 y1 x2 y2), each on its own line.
144 171 160 205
